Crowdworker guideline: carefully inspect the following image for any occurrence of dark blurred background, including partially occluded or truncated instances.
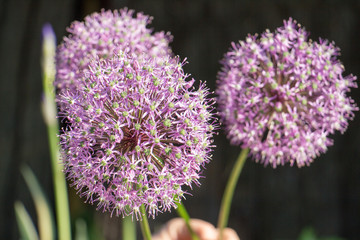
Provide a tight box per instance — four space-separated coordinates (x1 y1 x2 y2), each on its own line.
1 0 360 239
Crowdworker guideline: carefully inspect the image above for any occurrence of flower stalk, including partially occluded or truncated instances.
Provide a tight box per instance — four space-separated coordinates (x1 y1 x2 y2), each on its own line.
217 148 249 239
176 203 200 240
122 216 136 240
41 23 72 240
139 205 152 240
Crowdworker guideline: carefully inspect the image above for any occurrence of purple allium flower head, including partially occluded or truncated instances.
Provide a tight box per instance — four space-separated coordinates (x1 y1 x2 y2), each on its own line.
216 18 358 168
58 50 215 219
55 8 173 92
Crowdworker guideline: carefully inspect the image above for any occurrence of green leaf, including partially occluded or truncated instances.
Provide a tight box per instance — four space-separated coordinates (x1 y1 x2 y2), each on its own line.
14 201 39 240
21 165 55 240
75 218 89 240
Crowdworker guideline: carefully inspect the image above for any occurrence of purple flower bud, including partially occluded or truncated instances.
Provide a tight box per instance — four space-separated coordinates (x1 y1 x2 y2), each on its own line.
216 18 358 168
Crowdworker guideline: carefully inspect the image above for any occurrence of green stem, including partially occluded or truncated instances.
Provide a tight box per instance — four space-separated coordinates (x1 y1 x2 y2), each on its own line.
176 203 199 240
122 216 136 240
48 123 72 240
217 148 249 239
42 24 72 240
139 205 152 240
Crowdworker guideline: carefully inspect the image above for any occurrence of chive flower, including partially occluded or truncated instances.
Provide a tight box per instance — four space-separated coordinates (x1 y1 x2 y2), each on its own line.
55 8 173 93
58 51 215 219
216 18 358 167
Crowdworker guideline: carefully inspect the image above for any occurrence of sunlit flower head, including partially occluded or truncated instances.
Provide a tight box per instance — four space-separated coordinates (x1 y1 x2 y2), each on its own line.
216 18 357 167
59 50 215 218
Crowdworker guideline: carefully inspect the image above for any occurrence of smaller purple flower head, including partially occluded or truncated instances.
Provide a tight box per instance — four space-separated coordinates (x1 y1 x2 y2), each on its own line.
56 8 173 93
216 18 358 168
58 50 215 219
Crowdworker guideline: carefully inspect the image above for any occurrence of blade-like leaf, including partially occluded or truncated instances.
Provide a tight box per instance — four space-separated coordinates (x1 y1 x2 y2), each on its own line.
75 218 89 240
21 165 55 240
14 201 39 240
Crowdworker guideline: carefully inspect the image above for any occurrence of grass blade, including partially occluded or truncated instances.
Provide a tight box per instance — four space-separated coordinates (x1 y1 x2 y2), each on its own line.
14 201 39 240
21 165 55 240
75 218 89 240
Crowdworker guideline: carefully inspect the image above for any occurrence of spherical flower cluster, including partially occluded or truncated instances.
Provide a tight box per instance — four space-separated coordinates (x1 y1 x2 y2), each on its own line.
55 8 173 92
59 51 215 218
216 18 358 167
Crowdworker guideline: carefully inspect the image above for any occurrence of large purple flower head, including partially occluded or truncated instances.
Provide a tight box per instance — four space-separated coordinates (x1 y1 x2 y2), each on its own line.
58 50 215 218
216 18 357 168
56 8 173 92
